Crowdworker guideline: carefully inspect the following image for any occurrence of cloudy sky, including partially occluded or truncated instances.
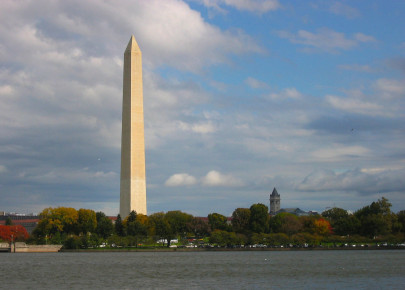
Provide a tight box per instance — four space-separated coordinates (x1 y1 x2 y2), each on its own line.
1 0 404 216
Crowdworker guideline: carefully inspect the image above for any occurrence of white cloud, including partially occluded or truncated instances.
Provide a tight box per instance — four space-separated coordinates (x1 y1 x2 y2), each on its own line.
192 122 217 134
277 28 375 53
201 170 244 187
338 64 374 73
0 85 15 96
375 78 405 99
268 87 302 100
361 166 404 174
165 170 244 187
177 121 217 134
326 95 383 116
0 165 7 173
0 0 264 73
165 173 198 186
354 33 376 43
329 2 360 19
245 77 269 89
144 76 212 147
133 0 264 72
29 167 117 184
197 0 280 13
243 137 296 158
310 145 369 161
297 168 405 195
325 77 405 117
224 0 280 13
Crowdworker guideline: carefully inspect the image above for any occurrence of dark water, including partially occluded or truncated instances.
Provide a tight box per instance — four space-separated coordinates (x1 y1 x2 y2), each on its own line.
1 250 404 289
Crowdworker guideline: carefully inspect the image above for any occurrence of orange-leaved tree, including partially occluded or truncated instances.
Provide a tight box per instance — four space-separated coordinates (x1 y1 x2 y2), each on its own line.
0 225 29 242
313 218 333 236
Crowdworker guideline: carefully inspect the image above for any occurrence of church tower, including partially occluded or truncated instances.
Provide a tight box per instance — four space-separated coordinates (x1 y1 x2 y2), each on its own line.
270 188 280 215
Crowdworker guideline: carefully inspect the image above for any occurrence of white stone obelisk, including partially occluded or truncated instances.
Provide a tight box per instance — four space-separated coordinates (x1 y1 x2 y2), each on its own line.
120 35 147 218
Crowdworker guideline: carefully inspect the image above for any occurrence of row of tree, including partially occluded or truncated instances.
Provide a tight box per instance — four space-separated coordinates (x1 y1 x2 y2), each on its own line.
322 197 404 237
20 197 405 248
30 207 114 244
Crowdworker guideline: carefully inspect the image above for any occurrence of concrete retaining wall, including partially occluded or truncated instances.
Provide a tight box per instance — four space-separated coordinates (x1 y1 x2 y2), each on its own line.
9 243 62 253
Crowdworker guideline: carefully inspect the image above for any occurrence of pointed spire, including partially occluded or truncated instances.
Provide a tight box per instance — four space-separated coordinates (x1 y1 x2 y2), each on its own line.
125 35 141 53
271 187 279 196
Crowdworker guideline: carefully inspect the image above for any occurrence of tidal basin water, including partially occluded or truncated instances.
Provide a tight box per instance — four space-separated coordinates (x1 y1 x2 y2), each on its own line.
1 250 404 289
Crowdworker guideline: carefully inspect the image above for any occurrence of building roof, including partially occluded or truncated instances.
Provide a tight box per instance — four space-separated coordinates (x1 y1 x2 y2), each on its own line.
276 208 308 216
270 187 280 197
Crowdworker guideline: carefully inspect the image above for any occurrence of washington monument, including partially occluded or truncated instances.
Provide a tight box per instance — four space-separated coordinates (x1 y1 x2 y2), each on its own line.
120 35 147 217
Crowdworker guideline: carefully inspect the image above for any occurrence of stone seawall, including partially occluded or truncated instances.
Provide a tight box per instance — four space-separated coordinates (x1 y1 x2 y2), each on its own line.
9 243 62 253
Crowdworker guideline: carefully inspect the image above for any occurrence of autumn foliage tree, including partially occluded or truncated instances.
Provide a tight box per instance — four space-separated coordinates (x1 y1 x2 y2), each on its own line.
32 207 98 243
313 218 332 236
35 207 79 237
0 225 29 242
77 209 97 235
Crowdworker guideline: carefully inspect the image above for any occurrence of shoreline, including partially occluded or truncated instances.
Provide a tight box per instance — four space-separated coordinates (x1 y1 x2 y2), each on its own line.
60 246 405 253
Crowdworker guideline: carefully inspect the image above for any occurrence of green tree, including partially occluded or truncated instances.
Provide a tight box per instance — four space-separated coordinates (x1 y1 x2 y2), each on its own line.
125 210 137 236
333 214 360 236
95 212 114 239
208 213 229 231
250 233 266 245
322 207 363 236
77 209 97 235
280 214 303 236
249 203 269 233
209 230 240 247
231 208 251 233
187 217 210 238
269 213 283 233
269 213 303 235
355 197 395 237
397 210 405 233
115 214 125 236
267 233 289 246
165 210 193 238
291 233 307 246
148 212 173 247
299 215 318 234
135 214 149 236
322 207 349 222
127 211 137 222
127 212 149 237
64 236 81 249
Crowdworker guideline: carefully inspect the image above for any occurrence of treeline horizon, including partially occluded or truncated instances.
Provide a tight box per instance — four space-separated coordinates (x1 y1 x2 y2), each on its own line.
6 197 404 249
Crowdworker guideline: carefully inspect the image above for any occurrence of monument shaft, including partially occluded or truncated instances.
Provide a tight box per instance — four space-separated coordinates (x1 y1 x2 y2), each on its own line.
120 35 147 217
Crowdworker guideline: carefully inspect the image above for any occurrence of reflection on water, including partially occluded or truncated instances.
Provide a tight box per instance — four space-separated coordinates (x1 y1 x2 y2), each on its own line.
1 250 404 289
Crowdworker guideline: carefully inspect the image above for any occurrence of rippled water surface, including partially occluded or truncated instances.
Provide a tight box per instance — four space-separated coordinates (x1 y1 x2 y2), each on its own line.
1 250 404 289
